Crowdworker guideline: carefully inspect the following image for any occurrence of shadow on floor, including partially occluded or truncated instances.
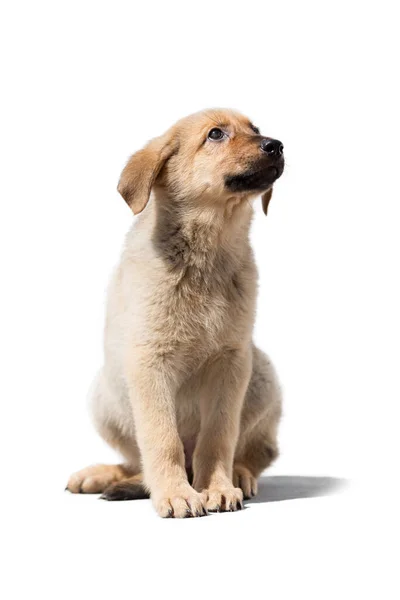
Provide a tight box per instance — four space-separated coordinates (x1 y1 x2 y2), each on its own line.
248 475 347 504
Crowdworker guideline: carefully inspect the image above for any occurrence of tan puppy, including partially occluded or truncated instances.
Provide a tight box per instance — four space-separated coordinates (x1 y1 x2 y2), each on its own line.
67 109 284 518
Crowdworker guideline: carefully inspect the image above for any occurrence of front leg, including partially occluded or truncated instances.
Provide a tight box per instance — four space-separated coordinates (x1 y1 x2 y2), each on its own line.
129 356 207 518
192 347 252 512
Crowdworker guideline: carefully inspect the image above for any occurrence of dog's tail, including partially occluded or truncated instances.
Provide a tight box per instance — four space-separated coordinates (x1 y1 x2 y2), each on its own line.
100 473 150 501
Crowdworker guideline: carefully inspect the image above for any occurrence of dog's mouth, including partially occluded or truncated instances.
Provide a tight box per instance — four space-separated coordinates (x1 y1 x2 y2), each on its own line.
225 159 284 193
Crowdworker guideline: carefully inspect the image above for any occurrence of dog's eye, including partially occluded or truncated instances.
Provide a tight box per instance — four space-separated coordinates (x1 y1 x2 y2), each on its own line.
250 124 260 135
208 128 225 141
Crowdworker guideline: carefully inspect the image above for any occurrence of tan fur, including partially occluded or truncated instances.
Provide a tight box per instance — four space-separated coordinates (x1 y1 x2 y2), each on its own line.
67 109 283 517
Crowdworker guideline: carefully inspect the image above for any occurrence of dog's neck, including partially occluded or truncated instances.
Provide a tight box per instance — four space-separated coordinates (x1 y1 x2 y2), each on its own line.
151 190 254 281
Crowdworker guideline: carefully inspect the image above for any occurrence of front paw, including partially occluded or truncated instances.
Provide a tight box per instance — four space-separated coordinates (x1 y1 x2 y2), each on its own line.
152 485 208 518
202 485 244 512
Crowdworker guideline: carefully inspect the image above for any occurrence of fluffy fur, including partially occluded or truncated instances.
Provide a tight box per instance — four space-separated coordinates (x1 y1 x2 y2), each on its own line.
67 109 284 518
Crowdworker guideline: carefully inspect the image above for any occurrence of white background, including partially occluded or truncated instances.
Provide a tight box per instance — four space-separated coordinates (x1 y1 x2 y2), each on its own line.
1 1 399 598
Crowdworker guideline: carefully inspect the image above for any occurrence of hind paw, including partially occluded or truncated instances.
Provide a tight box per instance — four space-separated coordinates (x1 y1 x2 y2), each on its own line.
233 464 258 499
66 464 129 494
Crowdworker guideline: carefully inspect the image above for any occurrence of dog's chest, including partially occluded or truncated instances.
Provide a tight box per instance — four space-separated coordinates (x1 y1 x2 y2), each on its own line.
160 265 256 350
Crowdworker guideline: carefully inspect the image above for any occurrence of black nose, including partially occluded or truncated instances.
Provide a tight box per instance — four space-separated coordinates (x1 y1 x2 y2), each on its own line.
260 138 284 157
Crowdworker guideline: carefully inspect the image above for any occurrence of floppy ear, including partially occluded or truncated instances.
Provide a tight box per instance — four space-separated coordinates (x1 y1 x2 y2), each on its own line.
117 132 177 215
261 187 273 215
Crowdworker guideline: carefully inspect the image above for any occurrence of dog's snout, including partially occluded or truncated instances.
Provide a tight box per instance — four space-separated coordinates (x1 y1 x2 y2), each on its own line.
260 138 284 157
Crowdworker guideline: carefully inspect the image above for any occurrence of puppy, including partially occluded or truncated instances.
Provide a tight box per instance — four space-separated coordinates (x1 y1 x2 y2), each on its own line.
67 109 284 517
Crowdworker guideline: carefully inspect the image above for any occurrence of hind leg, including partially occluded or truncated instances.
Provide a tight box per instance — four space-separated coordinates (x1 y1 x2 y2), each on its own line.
67 463 136 494
66 371 141 494
234 345 282 499
233 420 279 499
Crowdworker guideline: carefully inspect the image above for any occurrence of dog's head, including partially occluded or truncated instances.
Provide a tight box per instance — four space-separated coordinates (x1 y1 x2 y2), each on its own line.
118 109 284 216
